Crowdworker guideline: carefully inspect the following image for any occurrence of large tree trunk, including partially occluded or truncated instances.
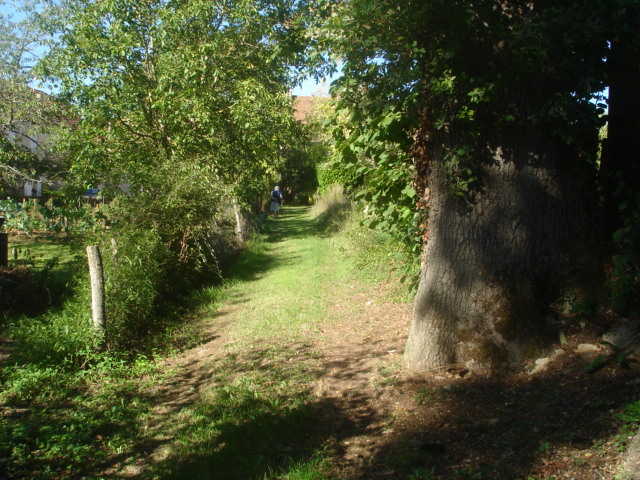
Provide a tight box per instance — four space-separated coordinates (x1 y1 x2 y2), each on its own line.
405 133 591 372
600 10 640 239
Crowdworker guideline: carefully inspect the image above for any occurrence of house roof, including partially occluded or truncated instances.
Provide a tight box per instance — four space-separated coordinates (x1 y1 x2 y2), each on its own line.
292 95 330 124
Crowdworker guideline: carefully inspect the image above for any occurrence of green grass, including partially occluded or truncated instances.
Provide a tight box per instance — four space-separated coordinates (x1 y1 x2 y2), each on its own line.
1 204 417 479
224 206 352 342
0 207 342 480
329 209 420 302
8 234 84 270
612 399 640 455
0 353 161 480
1 234 86 320
145 345 332 480
140 207 346 479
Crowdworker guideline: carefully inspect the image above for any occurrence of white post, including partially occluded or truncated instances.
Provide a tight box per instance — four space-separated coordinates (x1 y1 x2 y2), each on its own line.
86 245 106 335
233 199 248 244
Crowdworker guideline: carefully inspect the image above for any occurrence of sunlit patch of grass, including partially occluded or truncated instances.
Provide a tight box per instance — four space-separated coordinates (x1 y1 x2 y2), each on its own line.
1 236 86 320
226 207 352 342
612 400 640 455
8 234 84 270
273 454 332 480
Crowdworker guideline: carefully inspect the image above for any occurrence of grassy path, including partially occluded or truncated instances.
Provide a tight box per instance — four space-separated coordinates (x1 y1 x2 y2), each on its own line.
112 206 640 480
222 206 353 342
4 206 638 480
118 206 410 480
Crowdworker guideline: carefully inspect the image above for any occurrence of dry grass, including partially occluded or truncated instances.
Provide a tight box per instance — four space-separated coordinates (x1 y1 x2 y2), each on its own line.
311 184 351 231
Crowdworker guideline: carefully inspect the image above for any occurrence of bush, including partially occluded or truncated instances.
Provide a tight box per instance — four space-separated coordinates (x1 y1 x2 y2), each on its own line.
0 198 97 234
6 285 98 369
335 209 421 301
316 162 357 194
100 227 170 348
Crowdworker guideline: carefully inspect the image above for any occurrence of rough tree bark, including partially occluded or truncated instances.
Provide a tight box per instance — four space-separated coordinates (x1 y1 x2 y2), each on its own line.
405 133 592 372
600 7 640 239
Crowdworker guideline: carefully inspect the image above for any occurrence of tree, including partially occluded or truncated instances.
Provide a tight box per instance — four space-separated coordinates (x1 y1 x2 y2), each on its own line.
322 0 609 371
41 0 304 243
37 0 311 344
600 1 640 239
598 1 640 316
0 1 66 193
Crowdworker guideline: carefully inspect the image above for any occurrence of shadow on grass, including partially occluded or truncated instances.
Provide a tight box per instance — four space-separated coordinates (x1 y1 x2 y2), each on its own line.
0 370 163 480
347 365 640 480
148 397 343 480
222 243 299 284
313 203 351 236
1 235 85 321
148 214 306 350
262 206 324 243
136 344 354 480
5 347 637 480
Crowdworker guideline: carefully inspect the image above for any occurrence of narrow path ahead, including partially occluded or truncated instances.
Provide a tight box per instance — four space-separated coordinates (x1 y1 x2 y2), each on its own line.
116 206 410 479
105 206 637 480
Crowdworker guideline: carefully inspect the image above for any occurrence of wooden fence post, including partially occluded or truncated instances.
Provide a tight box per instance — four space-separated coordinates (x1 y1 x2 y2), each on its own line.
86 245 106 335
0 215 6 268
0 233 7 268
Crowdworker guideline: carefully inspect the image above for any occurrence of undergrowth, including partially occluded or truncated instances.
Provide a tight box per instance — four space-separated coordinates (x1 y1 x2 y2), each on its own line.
147 344 332 480
310 184 351 232
0 350 161 480
338 211 420 301
312 187 420 302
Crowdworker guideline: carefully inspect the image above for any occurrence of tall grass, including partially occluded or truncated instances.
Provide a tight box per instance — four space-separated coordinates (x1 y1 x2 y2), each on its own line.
312 185 420 301
310 184 350 232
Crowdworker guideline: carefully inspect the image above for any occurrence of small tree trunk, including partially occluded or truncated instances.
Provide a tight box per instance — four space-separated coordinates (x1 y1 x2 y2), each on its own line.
86 245 106 335
405 134 593 372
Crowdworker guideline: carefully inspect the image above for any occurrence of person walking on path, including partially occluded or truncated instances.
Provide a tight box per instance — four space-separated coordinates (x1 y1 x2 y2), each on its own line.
270 185 284 216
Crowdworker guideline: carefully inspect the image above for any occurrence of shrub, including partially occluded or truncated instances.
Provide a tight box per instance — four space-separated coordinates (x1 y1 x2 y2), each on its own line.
316 162 357 194
6 286 98 369
336 209 421 300
100 227 170 348
0 198 97 234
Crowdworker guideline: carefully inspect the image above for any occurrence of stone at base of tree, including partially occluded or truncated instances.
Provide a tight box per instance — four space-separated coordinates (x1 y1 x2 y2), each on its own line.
575 343 601 354
619 431 640 480
529 349 565 375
